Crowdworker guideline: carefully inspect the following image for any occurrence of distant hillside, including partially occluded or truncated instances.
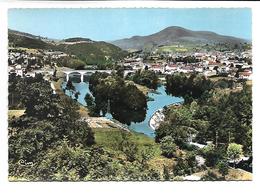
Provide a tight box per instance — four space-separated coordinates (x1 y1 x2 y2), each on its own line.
8 29 127 65
55 41 127 65
63 37 94 43
111 26 249 50
8 30 52 49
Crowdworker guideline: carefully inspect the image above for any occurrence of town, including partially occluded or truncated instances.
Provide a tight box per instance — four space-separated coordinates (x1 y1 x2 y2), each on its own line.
8 44 252 83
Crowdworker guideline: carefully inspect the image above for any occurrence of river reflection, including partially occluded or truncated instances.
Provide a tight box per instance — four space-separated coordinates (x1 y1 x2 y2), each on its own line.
62 76 183 137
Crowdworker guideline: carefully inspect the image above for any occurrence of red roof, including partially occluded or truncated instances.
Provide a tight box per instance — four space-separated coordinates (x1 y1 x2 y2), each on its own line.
167 64 177 67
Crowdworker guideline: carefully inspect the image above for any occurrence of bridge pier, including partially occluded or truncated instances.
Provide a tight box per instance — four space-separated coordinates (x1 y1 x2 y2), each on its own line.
66 73 69 82
80 74 84 82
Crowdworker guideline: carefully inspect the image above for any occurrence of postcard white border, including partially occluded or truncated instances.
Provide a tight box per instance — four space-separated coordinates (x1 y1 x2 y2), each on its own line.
0 1 260 193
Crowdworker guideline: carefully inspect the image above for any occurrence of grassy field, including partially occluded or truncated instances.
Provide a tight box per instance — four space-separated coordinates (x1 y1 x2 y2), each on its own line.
93 127 160 154
92 127 177 174
157 45 194 53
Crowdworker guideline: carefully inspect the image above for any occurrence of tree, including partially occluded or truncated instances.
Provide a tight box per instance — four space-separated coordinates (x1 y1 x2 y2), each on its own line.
227 143 243 166
173 158 189 176
217 161 229 179
155 105 196 147
67 120 95 147
140 145 155 167
163 165 170 180
74 91 80 101
165 73 212 103
89 73 147 125
160 136 177 158
15 74 61 119
186 152 198 169
84 93 98 116
202 144 223 167
132 69 159 90
65 80 75 97
115 65 125 78
119 133 138 162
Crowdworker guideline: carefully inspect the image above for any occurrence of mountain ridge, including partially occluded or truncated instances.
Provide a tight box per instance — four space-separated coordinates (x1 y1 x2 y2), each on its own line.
111 26 249 50
8 29 127 65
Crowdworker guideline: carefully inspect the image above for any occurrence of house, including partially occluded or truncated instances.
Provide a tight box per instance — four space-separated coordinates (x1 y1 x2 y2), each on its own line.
194 67 204 73
179 66 193 73
165 64 178 73
204 70 217 77
239 70 252 80
14 64 23 77
150 64 165 73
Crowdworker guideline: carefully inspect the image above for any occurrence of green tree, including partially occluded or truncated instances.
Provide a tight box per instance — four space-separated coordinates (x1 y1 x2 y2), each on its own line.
84 93 98 116
163 165 170 180
217 161 229 179
89 73 147 125
65 80 75 97
202 144 223 167
140 145 155 167
119 133 138 162
160 136 177 158
132 69 159 90
227 143 243 165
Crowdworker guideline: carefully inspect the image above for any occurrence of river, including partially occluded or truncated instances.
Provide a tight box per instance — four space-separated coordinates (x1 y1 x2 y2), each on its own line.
62 76 183 137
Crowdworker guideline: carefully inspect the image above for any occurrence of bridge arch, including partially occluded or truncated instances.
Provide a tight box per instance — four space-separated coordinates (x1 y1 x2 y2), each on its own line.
64 71 82 82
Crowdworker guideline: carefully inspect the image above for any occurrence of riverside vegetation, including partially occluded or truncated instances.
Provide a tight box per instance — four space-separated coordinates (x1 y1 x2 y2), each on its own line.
8 69 252 181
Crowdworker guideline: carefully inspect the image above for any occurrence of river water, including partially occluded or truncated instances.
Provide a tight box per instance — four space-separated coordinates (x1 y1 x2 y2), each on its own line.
62 76 183 137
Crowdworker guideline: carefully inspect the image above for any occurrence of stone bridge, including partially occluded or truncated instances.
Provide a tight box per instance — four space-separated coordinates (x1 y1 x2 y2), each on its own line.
33 69 135 82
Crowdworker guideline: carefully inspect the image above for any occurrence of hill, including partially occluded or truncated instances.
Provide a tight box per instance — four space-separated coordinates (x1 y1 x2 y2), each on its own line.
8 30 52 49
63 37 94 43
111 26 249 50
55 41 127 65
8 29 127 66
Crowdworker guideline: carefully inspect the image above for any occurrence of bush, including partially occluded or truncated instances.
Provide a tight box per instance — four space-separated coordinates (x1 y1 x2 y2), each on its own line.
160 136 177 158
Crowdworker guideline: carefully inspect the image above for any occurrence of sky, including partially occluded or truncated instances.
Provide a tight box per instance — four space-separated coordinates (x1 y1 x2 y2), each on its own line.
8 8 252 41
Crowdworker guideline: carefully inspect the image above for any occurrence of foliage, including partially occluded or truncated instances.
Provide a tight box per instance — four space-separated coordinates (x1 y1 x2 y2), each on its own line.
119 133 138 162
166 73 212 103
155 105 199 147
10 74 61 119
9 75 97 180
84 93 99 116
194 86 252 152
132 69 159 90
217 161 229 178
163 165 170 180
173 158 189 176
65 80 75 97
201 170 219 181
160 83 252 153
160 136 177 158
227 143 243 161
56 57 86 69
89 72 147 125
55 41 127 66
202 145 224 167
9 33 51 49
